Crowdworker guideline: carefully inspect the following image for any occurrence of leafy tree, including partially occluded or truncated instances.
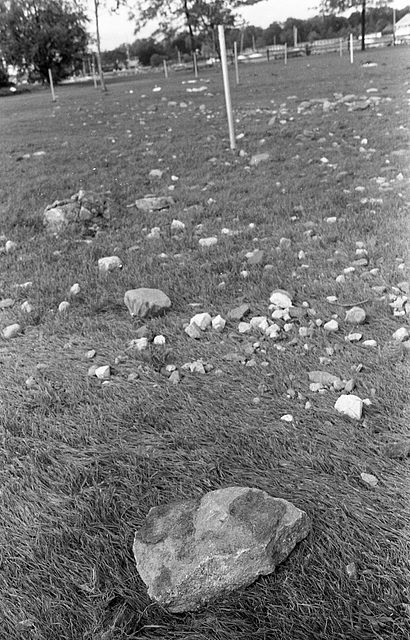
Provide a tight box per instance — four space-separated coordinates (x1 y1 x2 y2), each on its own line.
0 0 89 82
319 1 392 50
131 0 262 54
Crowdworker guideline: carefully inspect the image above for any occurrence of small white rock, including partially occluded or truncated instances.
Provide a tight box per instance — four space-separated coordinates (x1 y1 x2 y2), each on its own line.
70 283 81 296
360 472 378 488
198 237 218 247
5 240 17 253
171 219 185 231
363 339 377 347
21 301 33 313
266 324 280 338
334 394 363 420
345 306 366 325
98 256 122 273
238 322 251 333
250 316 269 332
212 315 226 332
392 327 409 342
281 414 294 422
2 323 21 339
130 337 149 351
190 312 212 330
345 333 362 342
335 274 346 284
95 365 110 380
58 301 70 313
153 334 166 345
324 319 339 332
269 289 292 308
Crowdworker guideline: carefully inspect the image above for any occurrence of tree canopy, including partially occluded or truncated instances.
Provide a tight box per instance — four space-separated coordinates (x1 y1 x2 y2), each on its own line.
0 0 89 82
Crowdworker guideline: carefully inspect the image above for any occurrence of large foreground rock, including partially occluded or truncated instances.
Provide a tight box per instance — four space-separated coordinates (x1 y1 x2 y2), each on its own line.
124 288 171 318
133 486 310 612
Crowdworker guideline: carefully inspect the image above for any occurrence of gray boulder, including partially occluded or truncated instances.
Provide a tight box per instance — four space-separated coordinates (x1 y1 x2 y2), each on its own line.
135 196 175 211
124 288 171 318
133 486 310 612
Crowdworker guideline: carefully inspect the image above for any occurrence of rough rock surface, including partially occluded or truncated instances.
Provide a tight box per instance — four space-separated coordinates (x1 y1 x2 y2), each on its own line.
135 196 175 211
133 486 310 612
124 288 171 318
43 190 110 234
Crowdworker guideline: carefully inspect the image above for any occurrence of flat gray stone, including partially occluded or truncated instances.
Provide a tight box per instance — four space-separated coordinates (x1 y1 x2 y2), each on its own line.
133 486 310 612
227 304 251 321
124 288 171 318
135 196 175 211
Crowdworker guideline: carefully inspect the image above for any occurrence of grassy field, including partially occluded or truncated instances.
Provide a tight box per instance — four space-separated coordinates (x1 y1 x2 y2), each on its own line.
0 46 409 639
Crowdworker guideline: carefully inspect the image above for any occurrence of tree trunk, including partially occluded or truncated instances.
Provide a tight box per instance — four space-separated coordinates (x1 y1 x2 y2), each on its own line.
361 0 366 51
183 0 194 54
94 0 106 91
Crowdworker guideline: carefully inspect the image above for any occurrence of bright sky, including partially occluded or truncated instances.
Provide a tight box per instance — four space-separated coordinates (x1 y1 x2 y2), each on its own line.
88 0 409 52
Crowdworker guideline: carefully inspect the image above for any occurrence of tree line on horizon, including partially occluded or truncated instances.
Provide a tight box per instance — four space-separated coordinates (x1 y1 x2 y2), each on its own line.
102 4 408 70
0 0 408 86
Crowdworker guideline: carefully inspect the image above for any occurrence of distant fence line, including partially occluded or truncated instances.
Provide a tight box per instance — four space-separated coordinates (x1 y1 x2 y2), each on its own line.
241 34 398 61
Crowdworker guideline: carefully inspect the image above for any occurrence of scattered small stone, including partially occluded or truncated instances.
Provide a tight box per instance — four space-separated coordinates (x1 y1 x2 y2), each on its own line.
250 153 270 166
198 237 218 248
185 322 202 339
171 219 185 232
270 290 292 308
149 169 163 179
95 365 110 380
228 304 250 321
308 371 341 386
2 323 21 339
130 337 149 351
392 327 409 342
168 370 180 384
362 339 377 347
190 313 212 330
98 256 122 273
344 379 355 393
238 322 251 334
0 298 15 309
69 283 81 296
146 227 161 239
360 472 378 488
345 306 366 325
334 394 363 420
20 301 33 313
345 333 362 342
58 301 70 313
345 562 357 579
124 288 171 318
279 237 291 249
384 440 410 459
212 315 226 332
246 249 264 265
153 335 166 345
135 195 175 211
86 349 96 359
324 319 339 332
5 240 17 253
281 414 293 422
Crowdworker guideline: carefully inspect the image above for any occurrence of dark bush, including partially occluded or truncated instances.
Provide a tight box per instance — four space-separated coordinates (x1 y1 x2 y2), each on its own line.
0 67 10 87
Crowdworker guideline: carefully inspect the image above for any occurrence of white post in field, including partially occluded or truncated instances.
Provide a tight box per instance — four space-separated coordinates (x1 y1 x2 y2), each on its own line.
218 25 236 151
193 52 198 78
48 68 56 101
350 33 354 64
340 38 343 57
163 59 168 78
293 26 297 47
92 62 98 88
393 7 396 45
234 41 239 85
284 42 288 65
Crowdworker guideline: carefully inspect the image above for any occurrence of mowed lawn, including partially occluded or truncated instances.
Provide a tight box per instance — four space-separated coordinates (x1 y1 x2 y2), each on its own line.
0 46 409 639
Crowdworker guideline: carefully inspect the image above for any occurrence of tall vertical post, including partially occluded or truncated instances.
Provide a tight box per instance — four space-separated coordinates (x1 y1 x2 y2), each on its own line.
48 68 56 101
218 25 236 151
163 59 168 78
193 51 198 78
293 26 297 48
92 61 98 88
233 41 239 85
350 33 354 64
393 7 396 45
284 42 288 65
340 38 343 57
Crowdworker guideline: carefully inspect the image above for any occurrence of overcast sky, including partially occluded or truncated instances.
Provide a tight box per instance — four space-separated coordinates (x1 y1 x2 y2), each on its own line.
87 0 408 51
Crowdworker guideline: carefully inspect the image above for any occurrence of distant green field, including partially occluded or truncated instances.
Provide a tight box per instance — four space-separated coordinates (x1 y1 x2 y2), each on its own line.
0 46 409 639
